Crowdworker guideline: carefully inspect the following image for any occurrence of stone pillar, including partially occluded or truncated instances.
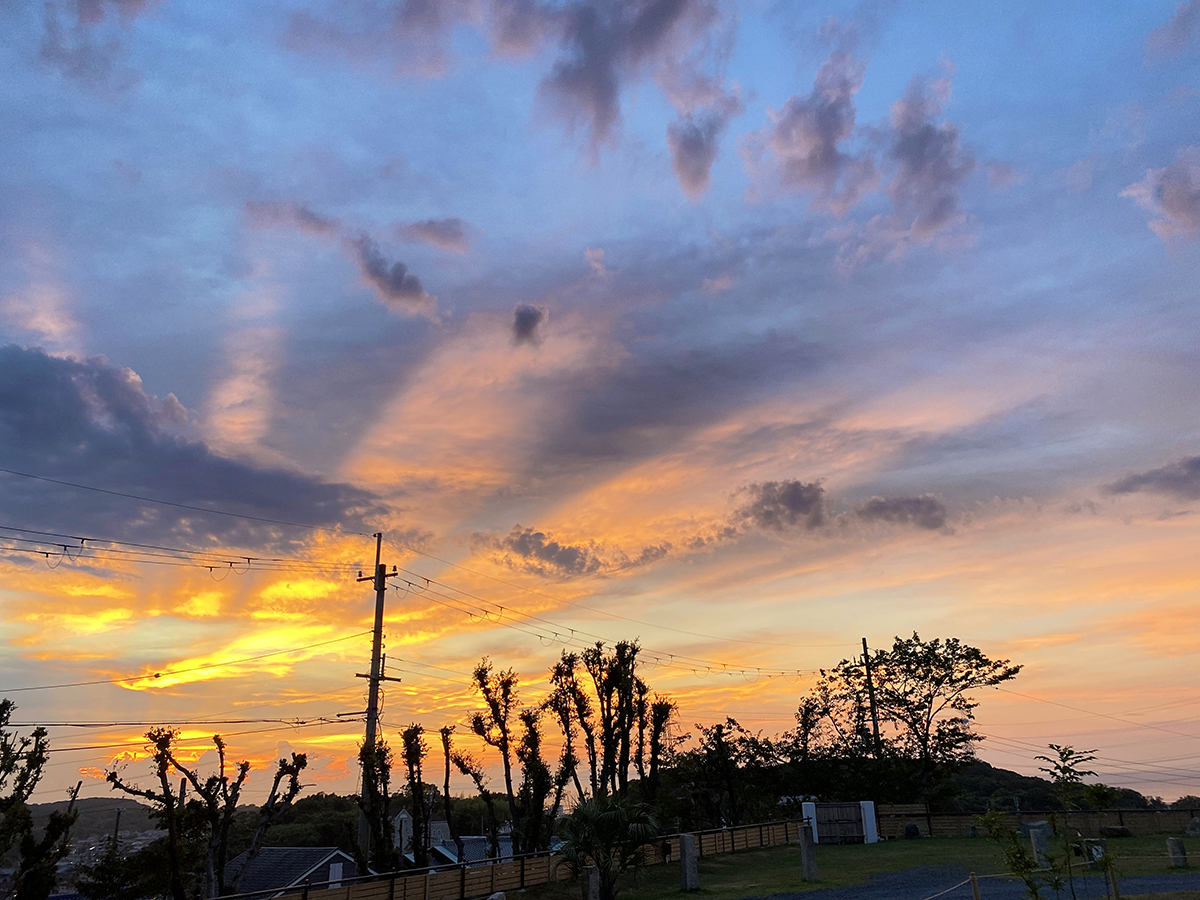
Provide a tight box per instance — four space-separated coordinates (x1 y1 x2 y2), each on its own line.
799 822 818 883
1028 821 1052 867
1168 837 1188 868
680 833 700 891
582 866 600 900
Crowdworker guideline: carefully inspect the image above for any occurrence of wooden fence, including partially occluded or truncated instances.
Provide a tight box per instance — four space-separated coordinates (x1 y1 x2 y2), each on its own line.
876 804 1200 839
241 820 800 900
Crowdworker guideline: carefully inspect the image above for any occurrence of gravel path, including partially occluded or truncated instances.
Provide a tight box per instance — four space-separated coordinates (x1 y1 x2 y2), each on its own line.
751 865 1200 900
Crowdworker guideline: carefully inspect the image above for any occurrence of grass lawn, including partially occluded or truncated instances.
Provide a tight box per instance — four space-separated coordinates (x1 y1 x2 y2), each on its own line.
523 833 1200 900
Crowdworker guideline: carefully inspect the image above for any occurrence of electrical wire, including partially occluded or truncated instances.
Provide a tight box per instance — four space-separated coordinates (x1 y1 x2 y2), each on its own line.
0 466 372 536
398 577 818 678
0 524 365 569
994 687 1200 741
0 630 371 693
385 543 850 650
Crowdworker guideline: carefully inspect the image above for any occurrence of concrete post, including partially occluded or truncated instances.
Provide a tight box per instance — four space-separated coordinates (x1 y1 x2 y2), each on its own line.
799 822 818 883
1168 837 1188 868
1028 822 1051 867
680 833 700 891
582 866 600 900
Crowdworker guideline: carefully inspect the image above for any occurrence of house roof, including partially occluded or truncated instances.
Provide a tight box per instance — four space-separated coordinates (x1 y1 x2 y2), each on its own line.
226 847 354 894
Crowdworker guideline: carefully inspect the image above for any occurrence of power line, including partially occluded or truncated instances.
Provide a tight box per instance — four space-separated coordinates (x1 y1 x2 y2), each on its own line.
0 630 371 693
386 542 848 650
0 524 364 569
399 577 818 678
15 717 341 728
0 466 372 536
994 687 1200 740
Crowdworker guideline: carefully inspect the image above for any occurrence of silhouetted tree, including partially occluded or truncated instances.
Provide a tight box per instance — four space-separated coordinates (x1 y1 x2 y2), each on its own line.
401 724 432 867
439 727 466 863
358 737 398 872
469 659 520 827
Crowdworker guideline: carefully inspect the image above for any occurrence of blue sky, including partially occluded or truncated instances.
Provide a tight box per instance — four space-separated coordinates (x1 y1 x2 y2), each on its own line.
2 0 1199 802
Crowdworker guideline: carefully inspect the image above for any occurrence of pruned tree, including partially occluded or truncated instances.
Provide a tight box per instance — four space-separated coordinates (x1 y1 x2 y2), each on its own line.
582 641 644 796
451 750 500 858
469 659 520 826
12 780 80 900
439 727 466 864
358 736 398 873
230 752 307 894
400 724 431 868
545 652 589 801
168 735 248 898
106 728 189 900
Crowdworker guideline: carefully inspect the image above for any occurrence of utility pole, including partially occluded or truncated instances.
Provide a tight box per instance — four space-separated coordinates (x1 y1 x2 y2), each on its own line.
862 637 882 756
356 532 401 858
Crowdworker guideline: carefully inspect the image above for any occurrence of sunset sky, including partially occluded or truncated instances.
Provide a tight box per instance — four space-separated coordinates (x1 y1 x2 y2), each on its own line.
2 0 1199 808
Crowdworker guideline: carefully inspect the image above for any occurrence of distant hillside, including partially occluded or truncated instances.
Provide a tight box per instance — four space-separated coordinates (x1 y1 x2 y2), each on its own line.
940 761 1160 813
30 796 157 842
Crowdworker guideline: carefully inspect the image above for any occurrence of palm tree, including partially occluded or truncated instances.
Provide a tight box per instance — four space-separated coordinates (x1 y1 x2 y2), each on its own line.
557 795 659 900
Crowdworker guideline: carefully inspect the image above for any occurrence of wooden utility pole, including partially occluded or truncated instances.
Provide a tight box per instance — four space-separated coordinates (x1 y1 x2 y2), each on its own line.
862 637 882 755
356 532 401 857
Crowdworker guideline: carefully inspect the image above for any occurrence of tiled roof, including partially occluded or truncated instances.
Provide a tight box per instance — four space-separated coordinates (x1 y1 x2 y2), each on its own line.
226 847 349 894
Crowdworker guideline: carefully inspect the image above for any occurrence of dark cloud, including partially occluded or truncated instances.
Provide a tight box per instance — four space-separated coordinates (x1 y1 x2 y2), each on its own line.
1146 0 1200 60
531 332 824 468
512 304 545 345
488 525 604 576
1106 456 1200 500
350 236 437 316
246 200 341 236
735 480 825 532
537 0 722 154
40 2 141 95
0 345 383 551
1122 147 1200 242
395 217 471 254
885 75 976 239
244 203 439 315
743 49 876 215
856 495 947 530
668 101 738 199
479 525 671 576
75 0 158 24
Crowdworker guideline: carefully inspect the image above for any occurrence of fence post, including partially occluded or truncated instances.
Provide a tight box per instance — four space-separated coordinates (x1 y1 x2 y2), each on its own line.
680 834 700 892
1168 838 1188 868
799 822 818 883
460 863 466 900
969 872 981 900
582 866 600 900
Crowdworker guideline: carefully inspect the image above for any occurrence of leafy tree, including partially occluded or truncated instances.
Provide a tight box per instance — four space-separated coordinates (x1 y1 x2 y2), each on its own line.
0 700 49 860
13 782 79 900
557 794 658 900
792 634 1021 802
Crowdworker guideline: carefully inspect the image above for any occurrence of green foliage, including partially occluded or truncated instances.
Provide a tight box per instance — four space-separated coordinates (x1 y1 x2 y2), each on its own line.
1036 744 1098 812
779 633 1021 804
976 810 1045 900
75 839 168 900
0 699 50 861
556 793 659 900
358 737 399 873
